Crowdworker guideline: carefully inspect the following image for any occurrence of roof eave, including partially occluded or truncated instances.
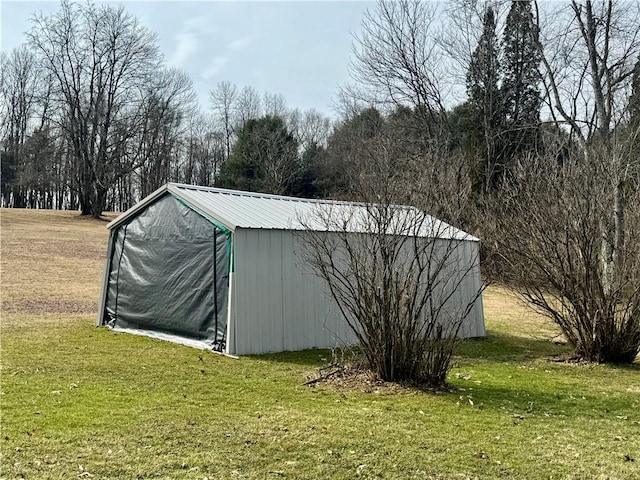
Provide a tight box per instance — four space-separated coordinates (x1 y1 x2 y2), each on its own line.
167 184 237 232
106 184 170 230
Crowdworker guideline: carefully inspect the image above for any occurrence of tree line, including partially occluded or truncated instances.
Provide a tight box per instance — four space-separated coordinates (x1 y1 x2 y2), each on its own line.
0 1 334 216
2 0 640 373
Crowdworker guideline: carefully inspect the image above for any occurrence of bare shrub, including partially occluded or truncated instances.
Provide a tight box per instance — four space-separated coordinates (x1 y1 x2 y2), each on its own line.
489 149 640 363
299 134 483 387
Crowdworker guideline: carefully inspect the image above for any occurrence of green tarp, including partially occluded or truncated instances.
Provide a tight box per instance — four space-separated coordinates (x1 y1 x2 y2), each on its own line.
104 194 230 351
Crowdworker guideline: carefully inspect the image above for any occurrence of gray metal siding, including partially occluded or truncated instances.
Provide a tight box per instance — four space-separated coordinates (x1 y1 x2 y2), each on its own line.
469 241 486 337
420 237 485 338
233 229 281 354
229 229 484 355
450 239 485 338
285 232 355 351
232 229 356 355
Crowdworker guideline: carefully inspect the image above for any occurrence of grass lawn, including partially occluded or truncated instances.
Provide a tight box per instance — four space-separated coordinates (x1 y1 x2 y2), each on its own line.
1 208 639 480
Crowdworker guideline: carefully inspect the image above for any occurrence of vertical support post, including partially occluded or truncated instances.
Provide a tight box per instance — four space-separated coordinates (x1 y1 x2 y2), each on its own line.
96 230 115 326
224 233 235 355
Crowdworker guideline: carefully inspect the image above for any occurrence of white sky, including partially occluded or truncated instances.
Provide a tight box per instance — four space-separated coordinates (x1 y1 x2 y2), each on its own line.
0 0 374 116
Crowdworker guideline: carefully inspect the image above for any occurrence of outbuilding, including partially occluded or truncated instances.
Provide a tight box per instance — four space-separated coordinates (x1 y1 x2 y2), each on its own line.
97 183 485 355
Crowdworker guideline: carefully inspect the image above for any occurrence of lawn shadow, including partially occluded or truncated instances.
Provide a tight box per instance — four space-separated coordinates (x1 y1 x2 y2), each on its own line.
449 331 639 419
255 332 570 371
445 376 638 420
252 348 333 367
454 330 571 363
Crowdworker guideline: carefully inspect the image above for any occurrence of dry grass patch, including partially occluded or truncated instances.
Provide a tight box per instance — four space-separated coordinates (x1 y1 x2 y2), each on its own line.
1 208 113 315
1 313 93 329
481 287 562 340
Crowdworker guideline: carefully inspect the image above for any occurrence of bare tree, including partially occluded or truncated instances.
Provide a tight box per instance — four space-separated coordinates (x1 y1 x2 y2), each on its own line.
234 85 263 128
0 47 38 157
348 0 449 136
28 0 162 217
182 112 225 187
331 87 372 122
263 92 288 119
0 46 41 207
136 68 197 197
535 0 640 289
287 108 332 152
480 0 640 362
441 0 487 79
210 81 237 161
318 107 385 199
490 147 640 362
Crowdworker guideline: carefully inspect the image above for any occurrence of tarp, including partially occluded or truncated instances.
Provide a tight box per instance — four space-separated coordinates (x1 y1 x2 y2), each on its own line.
104 194 230 351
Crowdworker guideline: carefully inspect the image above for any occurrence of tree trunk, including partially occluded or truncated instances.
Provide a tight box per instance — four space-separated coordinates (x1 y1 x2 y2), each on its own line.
90 186 107 219
91 187 107 218
613 176 625 276
80 194 92 215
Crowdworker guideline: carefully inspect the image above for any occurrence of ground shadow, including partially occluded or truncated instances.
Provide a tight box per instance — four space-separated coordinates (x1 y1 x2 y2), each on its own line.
454 330 571 362
252 348 333 367
442 376 638 419
255 331 569 368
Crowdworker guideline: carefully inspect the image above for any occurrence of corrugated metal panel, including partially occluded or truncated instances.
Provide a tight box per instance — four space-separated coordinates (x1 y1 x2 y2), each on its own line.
232 229 283 354
230 229 483 355
465 241 485 337
167 183 478 241
232 229 357 355
286 232 357 351
439 238 485 338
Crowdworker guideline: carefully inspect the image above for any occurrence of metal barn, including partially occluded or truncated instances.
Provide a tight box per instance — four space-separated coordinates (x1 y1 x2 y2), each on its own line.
97 183 485 355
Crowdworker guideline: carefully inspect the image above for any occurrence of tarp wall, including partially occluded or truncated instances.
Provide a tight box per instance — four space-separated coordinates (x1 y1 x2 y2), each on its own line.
104 194 230 350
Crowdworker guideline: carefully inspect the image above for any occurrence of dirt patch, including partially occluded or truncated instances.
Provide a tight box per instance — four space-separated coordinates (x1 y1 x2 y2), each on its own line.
2 238 105 261
1 313 91 329
1 298 98 315
304 364 447 395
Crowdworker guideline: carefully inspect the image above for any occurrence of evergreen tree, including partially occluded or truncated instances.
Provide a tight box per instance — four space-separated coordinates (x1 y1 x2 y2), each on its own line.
291 143 324 199
466 6 503 193
501 0 542 155
502 0 542 125
216 115 299 195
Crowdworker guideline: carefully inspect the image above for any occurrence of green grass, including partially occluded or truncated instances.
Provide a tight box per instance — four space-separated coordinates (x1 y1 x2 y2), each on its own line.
1 209 640 479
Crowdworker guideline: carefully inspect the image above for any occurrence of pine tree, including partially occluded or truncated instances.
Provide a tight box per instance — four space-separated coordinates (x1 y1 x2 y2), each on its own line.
501 0 542 156
216 115 300 195
466 6 503 193
502 0 542 125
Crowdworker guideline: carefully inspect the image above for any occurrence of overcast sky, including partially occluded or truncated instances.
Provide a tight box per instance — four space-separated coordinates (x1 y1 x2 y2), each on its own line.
0 1 373 116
